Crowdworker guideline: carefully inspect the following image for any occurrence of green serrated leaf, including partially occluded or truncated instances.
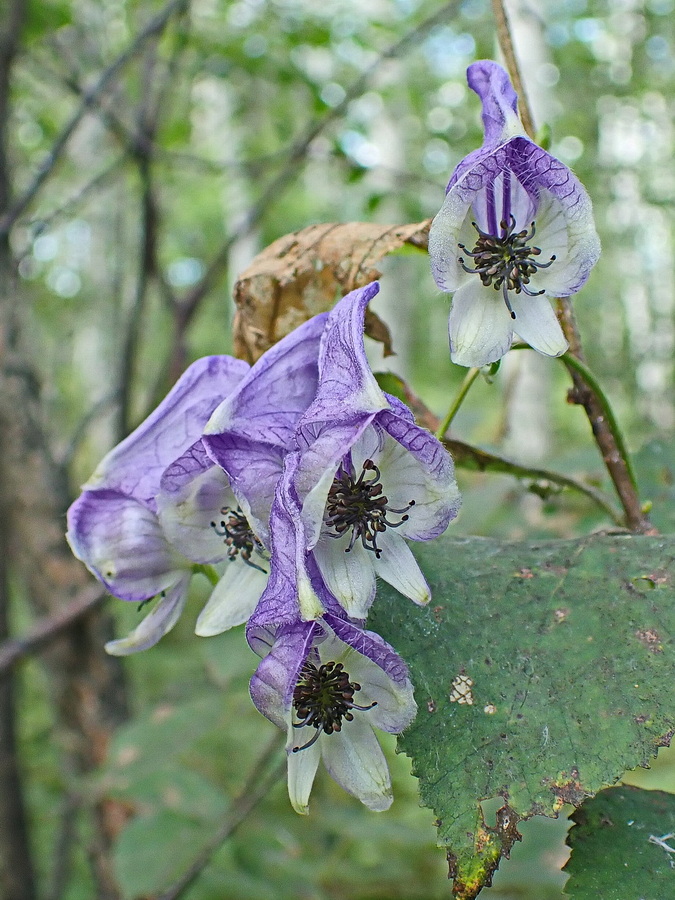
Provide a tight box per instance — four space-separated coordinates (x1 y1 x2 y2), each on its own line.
565 786 675 900
368 532 675 899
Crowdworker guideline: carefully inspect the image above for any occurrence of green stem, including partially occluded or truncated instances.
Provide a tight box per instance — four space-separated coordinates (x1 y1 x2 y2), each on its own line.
192 564 220 587
560 352 638 493
435 367 481 439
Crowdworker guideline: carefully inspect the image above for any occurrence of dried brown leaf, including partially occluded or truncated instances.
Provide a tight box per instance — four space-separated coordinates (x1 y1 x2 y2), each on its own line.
232 220 430 362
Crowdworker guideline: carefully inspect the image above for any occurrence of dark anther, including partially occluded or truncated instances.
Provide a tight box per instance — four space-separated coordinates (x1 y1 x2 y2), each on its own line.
457 216 556 318
292 659 377 752
323 458 415 558
210 507 267 572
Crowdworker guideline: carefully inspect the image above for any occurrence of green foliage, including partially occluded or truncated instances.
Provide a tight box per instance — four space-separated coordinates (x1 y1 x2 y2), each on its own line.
369 532 675 898
565 786 675 900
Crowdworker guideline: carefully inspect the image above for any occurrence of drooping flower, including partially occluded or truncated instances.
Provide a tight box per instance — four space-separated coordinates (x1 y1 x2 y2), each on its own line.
67 356 249 654
248 614 416 814
428 59 601 368
271 281 460 620
67 313 328 653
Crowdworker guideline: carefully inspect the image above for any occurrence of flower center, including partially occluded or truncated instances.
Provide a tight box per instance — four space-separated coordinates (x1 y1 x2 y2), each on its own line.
324 459 415 559
210 507 267 572
292 660 377 753
457 215 556 319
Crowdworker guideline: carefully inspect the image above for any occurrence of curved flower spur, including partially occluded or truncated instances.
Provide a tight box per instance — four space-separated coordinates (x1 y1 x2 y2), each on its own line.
287 282 460 620
248 615 416 814
429 60 601 367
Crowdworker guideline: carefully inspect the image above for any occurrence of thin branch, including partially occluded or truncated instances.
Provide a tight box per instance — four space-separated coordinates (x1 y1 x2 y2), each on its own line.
154 734 286 900
391 375 623 524
0 0 189 236
171 0 464 347
490 0 649 532
0 584 107 675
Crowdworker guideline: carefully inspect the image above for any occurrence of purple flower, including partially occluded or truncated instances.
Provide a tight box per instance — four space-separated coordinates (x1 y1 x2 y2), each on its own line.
67 314 327 653
248 614 416 813
272 282 460 620
67 356 249 654
429 60 601 367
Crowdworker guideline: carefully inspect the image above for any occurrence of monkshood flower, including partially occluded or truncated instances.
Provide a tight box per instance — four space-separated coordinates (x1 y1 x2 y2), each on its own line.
428 59 601 367
67 315 327 653
248 614 416 813
283 281 460 620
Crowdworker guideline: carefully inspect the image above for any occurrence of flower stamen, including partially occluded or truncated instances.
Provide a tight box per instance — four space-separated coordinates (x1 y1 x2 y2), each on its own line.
324 459 415 559
210 507 267 572
292 660 377 752
458 216 556 319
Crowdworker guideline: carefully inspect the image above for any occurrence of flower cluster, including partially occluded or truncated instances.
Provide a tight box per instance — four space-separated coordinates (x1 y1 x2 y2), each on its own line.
66 59 599 815
67 281 460 812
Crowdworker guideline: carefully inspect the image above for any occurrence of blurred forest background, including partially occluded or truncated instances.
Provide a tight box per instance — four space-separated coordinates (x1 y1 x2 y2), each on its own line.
2 0 675 898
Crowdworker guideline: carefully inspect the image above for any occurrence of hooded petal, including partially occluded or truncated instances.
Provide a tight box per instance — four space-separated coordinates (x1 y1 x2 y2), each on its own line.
448 280 514 367
201 432 286 546
248 452 329 628
104 577 190 655
195 560 268 635
85 356 248 508
248 620 320 727
67 489 188 602
204 313 328 447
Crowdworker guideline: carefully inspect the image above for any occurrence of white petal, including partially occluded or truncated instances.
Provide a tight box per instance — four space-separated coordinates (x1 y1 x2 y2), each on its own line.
321 717 392 811
313 535 376 619
195 561 268 635
286 738 321 815
428 189 474 292
158 466 238 564
448 279 514 367
510 292 568 358
104 577 189 656
373 534 431 606
350 428 459 542
319 633 417 734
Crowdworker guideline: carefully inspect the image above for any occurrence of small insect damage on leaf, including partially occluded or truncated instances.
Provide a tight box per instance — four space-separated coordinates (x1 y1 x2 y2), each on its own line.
445 802 522 899
553 607 570 623
635 628 664 653
655 729 674 748
450 674 474 706
546 766 592 810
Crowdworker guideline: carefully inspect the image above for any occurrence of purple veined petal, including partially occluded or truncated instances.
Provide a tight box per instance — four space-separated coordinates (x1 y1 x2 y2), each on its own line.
195 560 268 635
312 281 386 416
367 411 461 541
321 715 392 811
312 535 377 619
104 576 190 656
66 490 189 602
372 533 431 607
248 452 326 628
509 291 568 358
202 432 286 547
323 614 412 690
157 442 239 564
85 356 249 509
448 280 515 367
286 736 321 815
383 392 415 423
467 59 523 150
204 313 328 447
248 620 319 727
